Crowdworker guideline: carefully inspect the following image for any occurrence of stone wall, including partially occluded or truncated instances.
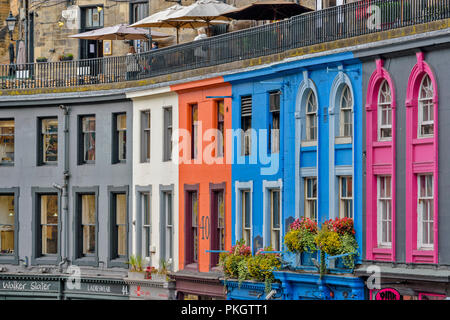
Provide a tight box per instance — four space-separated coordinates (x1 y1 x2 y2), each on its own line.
0 0 20 65
33 0 130 62
0 0 317 64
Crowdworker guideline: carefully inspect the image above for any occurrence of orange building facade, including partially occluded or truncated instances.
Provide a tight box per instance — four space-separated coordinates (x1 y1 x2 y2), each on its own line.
171 77 232 299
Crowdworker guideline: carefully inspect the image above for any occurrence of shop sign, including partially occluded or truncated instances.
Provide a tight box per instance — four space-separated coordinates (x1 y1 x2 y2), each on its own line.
65 281 129 296
130 284 171 299
0 280 59 292
375 288 400 300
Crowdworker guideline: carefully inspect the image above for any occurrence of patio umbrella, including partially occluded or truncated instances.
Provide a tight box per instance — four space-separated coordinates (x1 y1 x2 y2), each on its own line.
131 4 228 43
166 0 235 36
16 41 26 66
68 24 170 40
222 1 313 21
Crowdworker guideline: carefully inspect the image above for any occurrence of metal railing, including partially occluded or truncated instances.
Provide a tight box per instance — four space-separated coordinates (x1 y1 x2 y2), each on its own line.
1 0 449 90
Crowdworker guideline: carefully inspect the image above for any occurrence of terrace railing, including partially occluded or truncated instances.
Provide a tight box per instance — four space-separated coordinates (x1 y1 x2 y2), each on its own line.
1 0 449 90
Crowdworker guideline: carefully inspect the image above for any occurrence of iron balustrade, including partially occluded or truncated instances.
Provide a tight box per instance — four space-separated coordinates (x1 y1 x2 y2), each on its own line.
1 0 449 90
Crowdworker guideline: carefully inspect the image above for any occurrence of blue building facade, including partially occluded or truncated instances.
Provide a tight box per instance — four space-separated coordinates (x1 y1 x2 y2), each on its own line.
224 52 365 300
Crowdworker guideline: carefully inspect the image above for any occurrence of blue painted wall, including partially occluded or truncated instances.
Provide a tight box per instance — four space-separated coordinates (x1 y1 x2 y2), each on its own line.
224 53 363 261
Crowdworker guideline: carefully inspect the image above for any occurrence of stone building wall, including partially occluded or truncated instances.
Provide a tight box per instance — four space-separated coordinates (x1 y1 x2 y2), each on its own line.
0 0 20 65
0 0 317 64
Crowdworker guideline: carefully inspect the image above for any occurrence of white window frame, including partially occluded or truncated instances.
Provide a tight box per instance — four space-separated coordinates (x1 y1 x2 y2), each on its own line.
305 91 318 141
417 174 434 250
339 176 353 219
377 176 392 248
417 74 434 138
304 177 317 222
339 85 353 138
377 80 393 141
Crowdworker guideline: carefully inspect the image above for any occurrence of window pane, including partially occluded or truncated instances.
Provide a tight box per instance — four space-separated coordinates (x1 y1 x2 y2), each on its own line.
166 192 173 226
41 225 58 255
117 114 127 130
83 225 96 255
217 192 225 250
272 190 280 229
191 192 198 262
143 193 150 225
116 194 127 225
81 195 96 225
117 225 127 256
0 120 14 164
41 195 58 225
42 119 58 163
244 191 250 228
84 132 95 161
0 195 15 254
82 116 95 162
118 130 126 161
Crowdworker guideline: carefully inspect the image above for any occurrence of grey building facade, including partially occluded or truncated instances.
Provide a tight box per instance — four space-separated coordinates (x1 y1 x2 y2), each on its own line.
0 93 133 299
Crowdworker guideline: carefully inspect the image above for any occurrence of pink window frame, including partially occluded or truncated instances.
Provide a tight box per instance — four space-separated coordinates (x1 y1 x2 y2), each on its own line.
365 59 396 262
405 52 439 264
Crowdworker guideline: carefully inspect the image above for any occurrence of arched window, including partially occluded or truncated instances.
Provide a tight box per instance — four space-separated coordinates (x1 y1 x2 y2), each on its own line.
339 85 353 137
305 90 318 141
418 74 434 138
378 80 392 141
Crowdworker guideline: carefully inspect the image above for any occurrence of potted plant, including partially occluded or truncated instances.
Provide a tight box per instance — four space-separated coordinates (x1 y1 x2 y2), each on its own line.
219 239 251 280
59 53 74 61
284 217 318 266
36 57 48 63
126 255 146 280
247 247 281 293
220 242 281 294
324 217 358 269
314 225 341 277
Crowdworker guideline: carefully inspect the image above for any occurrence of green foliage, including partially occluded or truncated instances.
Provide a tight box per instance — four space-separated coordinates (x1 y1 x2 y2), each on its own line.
314 228 341 256
284 228 317 254
337 233 359 269
284 217 318 254
126 254 144 272
220 245 281 294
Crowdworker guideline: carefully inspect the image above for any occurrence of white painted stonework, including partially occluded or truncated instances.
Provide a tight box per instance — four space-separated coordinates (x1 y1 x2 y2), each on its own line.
127 87 179 272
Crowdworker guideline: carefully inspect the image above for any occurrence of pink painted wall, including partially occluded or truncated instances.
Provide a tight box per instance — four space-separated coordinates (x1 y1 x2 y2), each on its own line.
365 59 396 261
404 52 439 264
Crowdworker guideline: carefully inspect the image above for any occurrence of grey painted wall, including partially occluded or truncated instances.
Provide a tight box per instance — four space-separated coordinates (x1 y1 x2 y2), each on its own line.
0 98 133 274
362 46 450 265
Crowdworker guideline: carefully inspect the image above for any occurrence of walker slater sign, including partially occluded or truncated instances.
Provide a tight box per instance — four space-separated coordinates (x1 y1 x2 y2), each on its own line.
0 280 59 292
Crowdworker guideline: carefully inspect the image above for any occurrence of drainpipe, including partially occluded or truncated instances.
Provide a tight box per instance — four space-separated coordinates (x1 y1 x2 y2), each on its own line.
59 105 71 266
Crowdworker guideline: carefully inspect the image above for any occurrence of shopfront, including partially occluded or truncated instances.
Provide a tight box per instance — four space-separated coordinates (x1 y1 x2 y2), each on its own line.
124 276 176 300
0 275 61 300
63 277 130 300
172 269 226 300
356 265 450 301
0 274 130 300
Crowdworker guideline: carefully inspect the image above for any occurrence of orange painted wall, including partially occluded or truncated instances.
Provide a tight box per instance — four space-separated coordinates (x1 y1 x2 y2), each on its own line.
172 77 232 273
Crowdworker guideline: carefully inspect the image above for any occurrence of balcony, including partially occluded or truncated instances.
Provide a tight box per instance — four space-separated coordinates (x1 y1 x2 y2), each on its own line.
1 0 449 92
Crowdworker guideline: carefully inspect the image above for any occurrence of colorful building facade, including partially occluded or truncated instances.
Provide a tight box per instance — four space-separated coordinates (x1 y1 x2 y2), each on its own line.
170 77 232 300
356 33 450 300
1 0 450 301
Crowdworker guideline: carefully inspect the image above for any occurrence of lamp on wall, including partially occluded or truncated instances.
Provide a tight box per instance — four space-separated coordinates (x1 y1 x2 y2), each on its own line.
6 11 17 41
97 6 103 12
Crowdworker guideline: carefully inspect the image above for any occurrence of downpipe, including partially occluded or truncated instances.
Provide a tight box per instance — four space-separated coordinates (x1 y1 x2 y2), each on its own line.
59 104 71 271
